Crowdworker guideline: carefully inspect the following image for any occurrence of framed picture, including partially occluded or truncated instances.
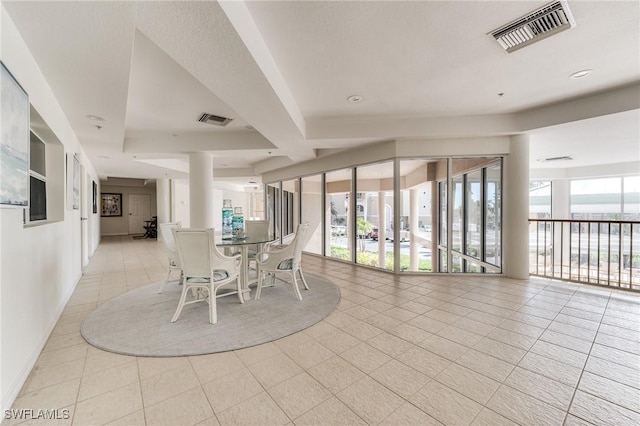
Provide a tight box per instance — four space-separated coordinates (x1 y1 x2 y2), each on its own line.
72 155 79 209
92 181 97 214
1 61 29 207
101 193 122 217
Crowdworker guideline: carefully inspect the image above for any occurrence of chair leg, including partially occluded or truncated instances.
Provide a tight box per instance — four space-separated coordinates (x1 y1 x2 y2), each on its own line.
171 283 190 322
256 271 263 300
236 277 245 304
209 286 217 324
291 271 302 301
298 268 309 290
157 267 174 293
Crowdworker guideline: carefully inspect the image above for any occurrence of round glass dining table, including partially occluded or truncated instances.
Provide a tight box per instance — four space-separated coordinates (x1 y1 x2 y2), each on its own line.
216 234 277 300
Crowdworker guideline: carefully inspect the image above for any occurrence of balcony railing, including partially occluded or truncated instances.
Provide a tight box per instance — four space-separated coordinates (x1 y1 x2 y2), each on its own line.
529 219 640 291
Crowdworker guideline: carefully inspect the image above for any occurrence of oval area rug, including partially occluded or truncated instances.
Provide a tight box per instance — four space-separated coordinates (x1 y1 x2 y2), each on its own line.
81 273 340 357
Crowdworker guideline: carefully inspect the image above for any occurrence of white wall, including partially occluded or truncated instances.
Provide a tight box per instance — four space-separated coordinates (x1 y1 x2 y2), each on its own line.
0 6 100 413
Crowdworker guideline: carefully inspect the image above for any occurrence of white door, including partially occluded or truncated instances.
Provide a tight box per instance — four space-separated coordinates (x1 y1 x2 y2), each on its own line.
128 194 151 235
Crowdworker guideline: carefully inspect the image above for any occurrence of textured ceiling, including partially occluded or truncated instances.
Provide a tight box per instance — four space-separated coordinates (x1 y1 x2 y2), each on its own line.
3 0 639 184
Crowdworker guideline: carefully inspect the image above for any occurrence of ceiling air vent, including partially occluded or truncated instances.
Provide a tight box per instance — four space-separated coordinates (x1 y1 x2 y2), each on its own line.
197 113 233 127
490 1 576 53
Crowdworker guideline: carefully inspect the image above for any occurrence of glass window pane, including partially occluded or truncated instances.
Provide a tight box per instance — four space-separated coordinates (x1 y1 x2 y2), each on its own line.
248 189 264 220
356 162 393 270
571 177 621 220
439 179 448 272
623 176 640 220
282 179 298 236
266 183 280 237
529 181 551 219
326 169 352 262
466 170 481 259
452 176 463 253
399 159 439 272
451 157 503 273
486 163 502 267
301 175 322 255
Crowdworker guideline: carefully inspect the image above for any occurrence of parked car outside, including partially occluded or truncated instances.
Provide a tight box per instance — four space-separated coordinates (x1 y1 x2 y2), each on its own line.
389 229 410 242
331 225 346 236
371 227 379 240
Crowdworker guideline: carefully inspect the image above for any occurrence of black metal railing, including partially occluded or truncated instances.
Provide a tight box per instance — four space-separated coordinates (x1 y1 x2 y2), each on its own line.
529 219 640 291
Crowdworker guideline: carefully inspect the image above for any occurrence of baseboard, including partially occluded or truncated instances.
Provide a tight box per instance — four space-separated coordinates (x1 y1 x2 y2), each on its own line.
1 271 81 414
100 233 128 237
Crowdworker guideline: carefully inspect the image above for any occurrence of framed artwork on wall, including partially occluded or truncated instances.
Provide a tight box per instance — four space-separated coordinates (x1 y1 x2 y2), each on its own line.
101 193 122 217
0 61 30 207
92 181 97 214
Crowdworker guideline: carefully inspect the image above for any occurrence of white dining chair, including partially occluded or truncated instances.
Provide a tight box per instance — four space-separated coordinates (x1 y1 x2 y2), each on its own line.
255 223 309 301
172 228 244 324
157 222 182 293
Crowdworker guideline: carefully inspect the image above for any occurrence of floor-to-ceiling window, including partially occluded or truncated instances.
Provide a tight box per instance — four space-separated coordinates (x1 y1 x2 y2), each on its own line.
269 155 503 275
355 161 393 270
486 163 502 269
326 169 352 262
439 158 502 273
399 159 439 272
282 178 298 237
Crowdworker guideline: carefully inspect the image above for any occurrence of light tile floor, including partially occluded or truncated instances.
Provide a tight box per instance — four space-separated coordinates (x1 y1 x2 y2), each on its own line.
5 236 640 425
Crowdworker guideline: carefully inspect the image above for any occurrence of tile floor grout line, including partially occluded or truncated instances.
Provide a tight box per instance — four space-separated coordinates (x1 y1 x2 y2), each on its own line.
561 290 612 426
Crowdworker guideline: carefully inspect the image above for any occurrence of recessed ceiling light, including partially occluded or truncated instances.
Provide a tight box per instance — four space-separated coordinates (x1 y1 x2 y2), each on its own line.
347 95 363 103
86 114 105 121
569 69 593 79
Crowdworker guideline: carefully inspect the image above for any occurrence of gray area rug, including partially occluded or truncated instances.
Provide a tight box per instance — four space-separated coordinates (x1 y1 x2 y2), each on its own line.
81 274 340 357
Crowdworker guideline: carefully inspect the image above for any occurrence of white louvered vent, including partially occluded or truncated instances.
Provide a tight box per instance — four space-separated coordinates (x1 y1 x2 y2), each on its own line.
197 113 233 127
490 1 576 53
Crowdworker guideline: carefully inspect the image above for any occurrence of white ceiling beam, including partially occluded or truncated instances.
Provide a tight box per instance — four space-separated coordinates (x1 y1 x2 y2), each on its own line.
132 1 315 162
306 114 520 140
516 83 640 131
123 130 276 154
218 0 306 138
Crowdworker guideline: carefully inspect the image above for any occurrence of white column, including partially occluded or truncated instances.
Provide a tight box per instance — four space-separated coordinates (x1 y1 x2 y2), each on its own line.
188 152 214 229
410 188 419 271
378 191 386 268
156 178 171 224
504 135 530 279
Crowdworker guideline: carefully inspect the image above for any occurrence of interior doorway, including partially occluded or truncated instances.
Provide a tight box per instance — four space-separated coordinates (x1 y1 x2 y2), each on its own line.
128 193 151 235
